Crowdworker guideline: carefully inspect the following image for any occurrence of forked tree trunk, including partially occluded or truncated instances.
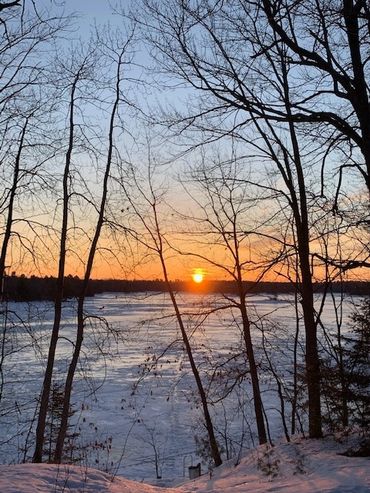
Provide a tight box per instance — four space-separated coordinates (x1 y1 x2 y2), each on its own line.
53 48 124 463
33 74 79 463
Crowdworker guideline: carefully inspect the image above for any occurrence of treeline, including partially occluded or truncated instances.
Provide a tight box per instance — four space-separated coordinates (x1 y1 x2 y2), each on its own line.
3 275 369 301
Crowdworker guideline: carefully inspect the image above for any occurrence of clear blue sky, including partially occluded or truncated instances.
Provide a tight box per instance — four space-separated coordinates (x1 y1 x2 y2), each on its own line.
48 0 126 37
60 0 118 18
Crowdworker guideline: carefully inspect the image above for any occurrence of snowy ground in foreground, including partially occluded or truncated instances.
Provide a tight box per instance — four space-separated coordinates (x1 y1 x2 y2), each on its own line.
0 435 368 493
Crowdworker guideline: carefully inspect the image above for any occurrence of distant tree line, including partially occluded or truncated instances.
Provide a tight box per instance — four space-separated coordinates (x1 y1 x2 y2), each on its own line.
3 275 369 301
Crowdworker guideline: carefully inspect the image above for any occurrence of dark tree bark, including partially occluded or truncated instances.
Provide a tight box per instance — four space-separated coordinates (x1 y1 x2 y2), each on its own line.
119 166 223 467
0 117 29 299
53 38 129 463
281 57 322 438
0 1 20 12
33 69 81 463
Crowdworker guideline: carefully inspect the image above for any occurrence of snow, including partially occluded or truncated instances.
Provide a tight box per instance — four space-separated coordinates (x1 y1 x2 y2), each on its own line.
184 436 370 493
0 436 368 493
0 463 166 492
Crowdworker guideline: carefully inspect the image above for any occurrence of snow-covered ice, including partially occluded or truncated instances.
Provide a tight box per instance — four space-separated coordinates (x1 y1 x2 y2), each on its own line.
0 292 366 486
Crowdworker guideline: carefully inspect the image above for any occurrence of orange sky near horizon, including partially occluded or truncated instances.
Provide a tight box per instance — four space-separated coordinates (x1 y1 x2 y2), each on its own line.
10 251 369 284
6 213 369 283
5 182 369 284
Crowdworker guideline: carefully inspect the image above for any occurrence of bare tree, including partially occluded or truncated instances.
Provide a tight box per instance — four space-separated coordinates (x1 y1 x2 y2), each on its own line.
0 2 68 287
33 47 95 463
260 0 370 194
0 0 73 461
53 30 134 463
177 160 268 445
136 0 328 438
116 160 223 467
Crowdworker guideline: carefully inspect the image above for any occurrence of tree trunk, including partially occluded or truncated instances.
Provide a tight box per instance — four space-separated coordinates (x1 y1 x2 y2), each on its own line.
160 253 222 467
238 288 267 444
281 52 322 439
298 245 322 438
53 47 124 463
0 118 28 299
33 75 78 463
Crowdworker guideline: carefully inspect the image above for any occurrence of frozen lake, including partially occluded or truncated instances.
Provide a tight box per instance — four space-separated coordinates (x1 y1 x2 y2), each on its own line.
0 291 361 483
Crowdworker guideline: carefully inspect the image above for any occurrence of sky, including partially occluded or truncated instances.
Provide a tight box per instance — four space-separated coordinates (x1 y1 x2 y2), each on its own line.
53 0 116 22
38 0 222 283
3 0 368 283
51 0 129 37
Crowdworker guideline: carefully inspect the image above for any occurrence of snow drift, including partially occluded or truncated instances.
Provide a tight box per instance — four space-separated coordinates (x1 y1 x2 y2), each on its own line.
0 435 369 492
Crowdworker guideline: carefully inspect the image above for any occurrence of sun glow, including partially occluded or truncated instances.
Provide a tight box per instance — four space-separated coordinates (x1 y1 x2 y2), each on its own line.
192 269 204 283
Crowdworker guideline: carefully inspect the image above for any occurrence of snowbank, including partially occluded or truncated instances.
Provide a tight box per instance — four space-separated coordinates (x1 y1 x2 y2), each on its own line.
0 463 172 493
0 436 369 492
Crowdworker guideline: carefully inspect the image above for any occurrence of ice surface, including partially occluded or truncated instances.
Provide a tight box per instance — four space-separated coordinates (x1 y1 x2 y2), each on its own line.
0 292 361 484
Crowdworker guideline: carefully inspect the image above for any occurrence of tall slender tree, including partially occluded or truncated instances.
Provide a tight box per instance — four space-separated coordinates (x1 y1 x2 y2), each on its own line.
117 161 223 467
53 32 134 463
33 50 94 463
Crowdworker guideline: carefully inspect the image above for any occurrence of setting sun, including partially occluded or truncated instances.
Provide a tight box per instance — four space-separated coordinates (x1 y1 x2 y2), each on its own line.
192 269 204 283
